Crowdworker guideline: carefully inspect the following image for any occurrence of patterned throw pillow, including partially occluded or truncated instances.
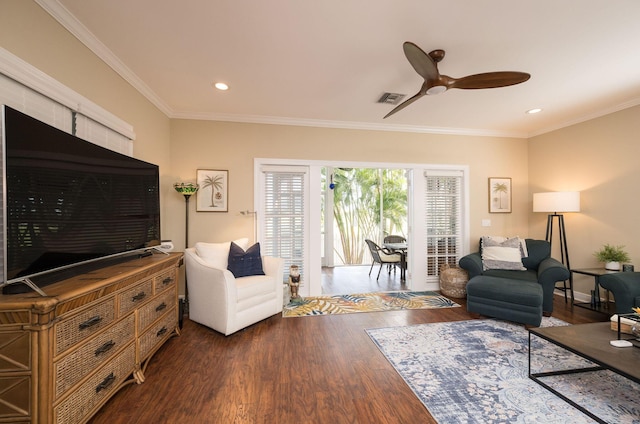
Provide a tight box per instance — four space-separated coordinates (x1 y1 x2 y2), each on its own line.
227 242 265 278
481 236 526 271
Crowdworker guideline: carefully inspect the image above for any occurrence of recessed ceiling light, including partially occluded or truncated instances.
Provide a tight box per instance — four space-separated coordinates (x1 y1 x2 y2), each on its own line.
214 82 229 91
526 108 543 114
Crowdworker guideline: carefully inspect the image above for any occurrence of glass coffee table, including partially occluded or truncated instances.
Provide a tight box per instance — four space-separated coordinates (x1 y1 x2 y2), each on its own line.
528 322 640 423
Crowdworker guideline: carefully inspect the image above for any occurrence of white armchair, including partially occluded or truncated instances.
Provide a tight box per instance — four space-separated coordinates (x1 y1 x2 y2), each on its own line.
184 243 284 336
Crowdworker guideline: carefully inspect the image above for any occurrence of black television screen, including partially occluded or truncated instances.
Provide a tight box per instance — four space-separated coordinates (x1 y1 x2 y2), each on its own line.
1 106 160 292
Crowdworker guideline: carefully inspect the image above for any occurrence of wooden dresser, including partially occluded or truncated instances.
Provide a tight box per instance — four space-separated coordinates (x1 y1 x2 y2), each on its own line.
0 252 182 424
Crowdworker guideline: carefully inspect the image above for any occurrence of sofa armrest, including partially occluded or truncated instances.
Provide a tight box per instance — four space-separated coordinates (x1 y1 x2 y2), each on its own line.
459 252 483 278
600 272 640 313
536 257 570 284
262 255 285 301
184 248 237 327
535 257 570 313
262 256 284 281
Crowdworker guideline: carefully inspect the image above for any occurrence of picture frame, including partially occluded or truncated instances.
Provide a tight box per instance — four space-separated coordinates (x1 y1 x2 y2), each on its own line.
488 177 512 213
196 169 228 212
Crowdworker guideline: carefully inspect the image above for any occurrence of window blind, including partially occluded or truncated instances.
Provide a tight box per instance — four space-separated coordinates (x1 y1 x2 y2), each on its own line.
75 114 133 156
261 166 307 283
0 73 73 133
1 49 134 155
424 170 463 277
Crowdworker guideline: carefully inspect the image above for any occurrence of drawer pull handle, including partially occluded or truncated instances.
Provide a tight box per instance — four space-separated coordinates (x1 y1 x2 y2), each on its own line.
162 277 173 285
132 291 147 302
156 326 168 337
95 372 116 393
79 315 102 330
155 302 167 312
94 340 116 356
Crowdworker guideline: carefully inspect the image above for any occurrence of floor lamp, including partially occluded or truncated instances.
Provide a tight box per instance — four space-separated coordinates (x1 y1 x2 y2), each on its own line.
533 191 580 302
174 182 199 326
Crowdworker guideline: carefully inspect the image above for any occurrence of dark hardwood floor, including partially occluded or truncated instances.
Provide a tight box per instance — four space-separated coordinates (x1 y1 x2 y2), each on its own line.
89 281 608 424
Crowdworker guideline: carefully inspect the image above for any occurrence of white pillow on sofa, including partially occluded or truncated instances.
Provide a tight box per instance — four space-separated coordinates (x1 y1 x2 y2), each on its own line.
482 235 528 258
481 236 526 271
195 238 249 269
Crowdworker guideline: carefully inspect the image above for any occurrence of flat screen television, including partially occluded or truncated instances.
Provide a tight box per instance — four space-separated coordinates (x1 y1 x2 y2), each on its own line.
1 105 161 294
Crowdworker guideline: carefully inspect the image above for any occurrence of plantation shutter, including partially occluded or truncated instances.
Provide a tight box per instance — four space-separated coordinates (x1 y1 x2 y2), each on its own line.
424 170 463 278
75 114 133 156
261 165 308 283
0 73 73 133
1 50 135 156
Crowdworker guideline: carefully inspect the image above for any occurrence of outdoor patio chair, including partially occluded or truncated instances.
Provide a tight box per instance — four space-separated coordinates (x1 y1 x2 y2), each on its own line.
365 239 402 281
383 235 407 273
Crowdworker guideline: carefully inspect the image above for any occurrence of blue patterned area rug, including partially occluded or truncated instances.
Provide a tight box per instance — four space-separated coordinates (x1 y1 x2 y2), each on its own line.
367 319 640 423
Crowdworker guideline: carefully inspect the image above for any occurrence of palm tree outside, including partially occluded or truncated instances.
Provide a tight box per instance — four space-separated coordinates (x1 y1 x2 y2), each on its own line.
329 168 407 265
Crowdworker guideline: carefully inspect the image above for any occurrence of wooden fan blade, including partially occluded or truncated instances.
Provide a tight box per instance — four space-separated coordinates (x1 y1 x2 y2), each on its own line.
403 42 439 82
383 91 425 119
448 72 530 89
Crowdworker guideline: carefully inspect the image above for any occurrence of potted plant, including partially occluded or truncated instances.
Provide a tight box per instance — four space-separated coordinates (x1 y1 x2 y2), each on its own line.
593 244 631 271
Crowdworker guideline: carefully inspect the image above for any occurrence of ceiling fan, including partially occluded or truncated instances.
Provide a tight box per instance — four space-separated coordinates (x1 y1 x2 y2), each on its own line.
384 41 530 119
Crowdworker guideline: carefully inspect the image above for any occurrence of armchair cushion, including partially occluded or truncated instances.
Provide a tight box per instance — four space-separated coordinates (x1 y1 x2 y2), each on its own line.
195 237 249 269
227 242 265 278
521 239 551 270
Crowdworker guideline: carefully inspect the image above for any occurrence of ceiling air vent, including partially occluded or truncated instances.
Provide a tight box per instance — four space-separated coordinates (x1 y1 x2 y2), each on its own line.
377 92 406 105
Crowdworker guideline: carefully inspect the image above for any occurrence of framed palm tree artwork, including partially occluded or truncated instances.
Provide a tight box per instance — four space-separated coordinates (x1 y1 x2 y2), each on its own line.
196 169 228 212
488 177 511 213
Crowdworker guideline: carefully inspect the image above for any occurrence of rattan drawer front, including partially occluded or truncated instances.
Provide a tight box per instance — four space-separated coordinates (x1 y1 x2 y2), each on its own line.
54 342 135 424
54 298 116 356
54 313 135 400
139 308 176 362
154 269 177 294
138 290 176 333
118 279 153 316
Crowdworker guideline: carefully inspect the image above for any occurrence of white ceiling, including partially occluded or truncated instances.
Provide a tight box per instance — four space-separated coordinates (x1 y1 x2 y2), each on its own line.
43 0 640 138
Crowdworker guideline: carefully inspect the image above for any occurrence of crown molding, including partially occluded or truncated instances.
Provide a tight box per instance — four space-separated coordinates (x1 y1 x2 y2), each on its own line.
35 0 173 117
527 97 640 138
170 111 529 139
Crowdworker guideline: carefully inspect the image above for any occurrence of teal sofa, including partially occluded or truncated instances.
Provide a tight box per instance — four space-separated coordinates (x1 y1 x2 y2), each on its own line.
599 272 640 314
459 239 570 325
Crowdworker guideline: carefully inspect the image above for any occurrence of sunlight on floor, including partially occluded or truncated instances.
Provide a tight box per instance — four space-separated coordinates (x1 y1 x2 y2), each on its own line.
321 265 408 295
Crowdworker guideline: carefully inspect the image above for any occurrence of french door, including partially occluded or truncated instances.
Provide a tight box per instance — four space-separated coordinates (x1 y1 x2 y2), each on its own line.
257 165 310 292
256 159 468 296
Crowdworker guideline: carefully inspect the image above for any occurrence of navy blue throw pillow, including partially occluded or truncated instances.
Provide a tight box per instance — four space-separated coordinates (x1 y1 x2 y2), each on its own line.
227 242 265 278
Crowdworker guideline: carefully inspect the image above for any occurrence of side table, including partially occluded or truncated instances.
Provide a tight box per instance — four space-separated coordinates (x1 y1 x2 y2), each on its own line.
571 268 618 313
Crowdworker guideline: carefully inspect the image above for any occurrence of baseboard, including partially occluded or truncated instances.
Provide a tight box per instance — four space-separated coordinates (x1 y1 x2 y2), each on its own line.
554 289 610 304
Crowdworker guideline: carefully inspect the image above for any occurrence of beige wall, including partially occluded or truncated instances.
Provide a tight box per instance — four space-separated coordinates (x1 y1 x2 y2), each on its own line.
528 105 640 298
169 119 530 252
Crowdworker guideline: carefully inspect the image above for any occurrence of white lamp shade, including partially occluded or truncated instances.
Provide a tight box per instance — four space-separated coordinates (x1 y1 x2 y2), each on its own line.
533 191 580 213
